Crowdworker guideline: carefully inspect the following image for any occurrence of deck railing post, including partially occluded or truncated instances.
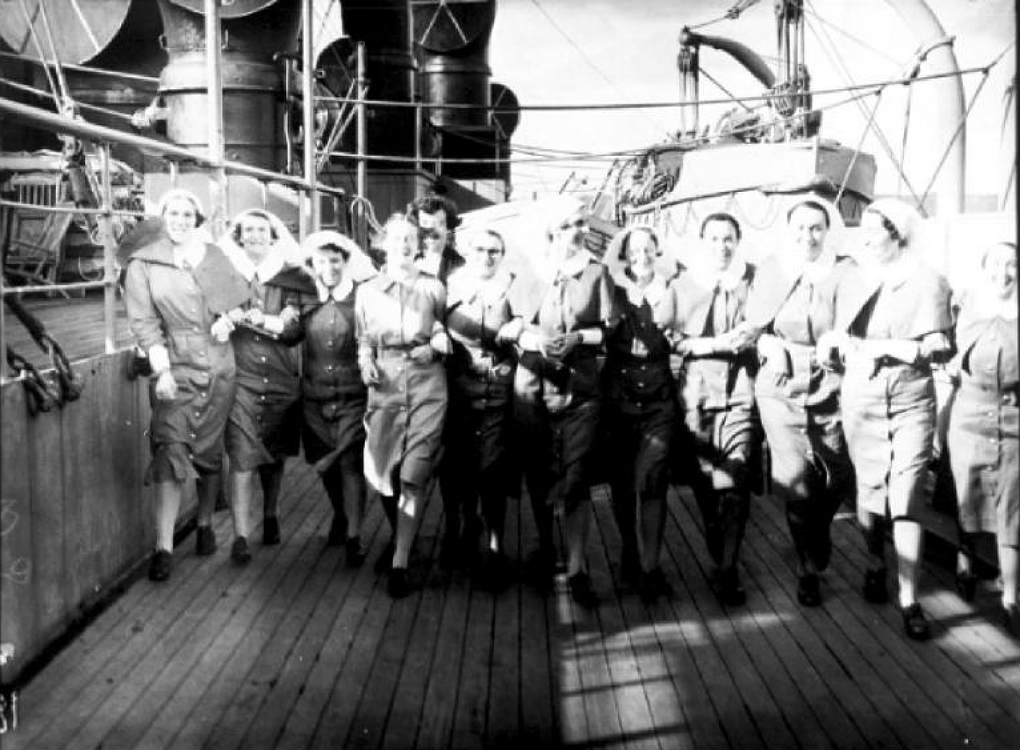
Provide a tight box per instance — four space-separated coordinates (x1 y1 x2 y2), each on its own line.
99 143 117 354
301 0 318 238
356 41 368 247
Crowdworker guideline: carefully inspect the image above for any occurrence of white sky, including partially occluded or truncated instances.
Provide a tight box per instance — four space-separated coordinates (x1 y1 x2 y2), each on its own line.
487 0 1016 201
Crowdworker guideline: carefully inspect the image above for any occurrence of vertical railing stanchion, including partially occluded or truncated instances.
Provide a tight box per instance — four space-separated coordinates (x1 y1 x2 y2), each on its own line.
99 143 117 354
355 41 368 248
204 0 227 235
301 0 318 237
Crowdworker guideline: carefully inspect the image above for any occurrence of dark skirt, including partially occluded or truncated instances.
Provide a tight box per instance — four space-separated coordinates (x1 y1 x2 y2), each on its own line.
147 352 236 484
226 384 301 471
303 393 367 475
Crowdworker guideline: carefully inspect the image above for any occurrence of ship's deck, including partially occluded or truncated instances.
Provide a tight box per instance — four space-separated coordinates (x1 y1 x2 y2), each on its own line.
2 294 1019 749
2 457 1018 750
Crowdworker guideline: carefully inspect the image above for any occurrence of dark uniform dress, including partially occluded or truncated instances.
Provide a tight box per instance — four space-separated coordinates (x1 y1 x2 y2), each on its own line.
356 271 449 496
663 262 760 572
124 239 244 483
602 271 675 573
744 252 858 572
440 268 516 557
949 299 1019 544
511 254 616 550
300 281 368 475
225 266 311 471
840 263 953 521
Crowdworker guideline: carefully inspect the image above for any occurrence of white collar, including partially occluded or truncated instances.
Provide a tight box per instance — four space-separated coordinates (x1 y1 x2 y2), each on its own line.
225 245 287 283
415 251 442 277
172 240 206 270
615 270 668 307
779 247 836 285
449 267 512 306
316 276 354 303
873 253 919 290
969 288 1019 321
690 258 747 293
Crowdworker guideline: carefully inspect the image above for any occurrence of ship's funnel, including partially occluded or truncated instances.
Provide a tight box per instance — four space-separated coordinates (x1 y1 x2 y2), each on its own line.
155 0 300 170
413 0 496 130
337 1 417 161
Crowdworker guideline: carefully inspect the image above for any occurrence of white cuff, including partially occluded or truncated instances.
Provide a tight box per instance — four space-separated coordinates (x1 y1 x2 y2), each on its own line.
262 315 285 335
578 328 603 346
518 330 542 351
148 344 171 375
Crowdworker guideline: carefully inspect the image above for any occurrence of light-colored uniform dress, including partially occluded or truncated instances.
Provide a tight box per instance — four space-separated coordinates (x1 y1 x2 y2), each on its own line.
441 268 516 522
840 261 953 520
511 252 616 512
665 261 760 495
124 238 246 482
225 260 310 471
301 279 368 474
744 251 857 567
949 294 1019 543
356 271 448 495
602 271 675 551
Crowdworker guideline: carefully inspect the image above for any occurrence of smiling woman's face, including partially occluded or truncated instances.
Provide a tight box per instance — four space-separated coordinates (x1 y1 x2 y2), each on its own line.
625 230 658 276
787 204 829 264
983 242 1018 299
385 220 418 272
163 198 198 244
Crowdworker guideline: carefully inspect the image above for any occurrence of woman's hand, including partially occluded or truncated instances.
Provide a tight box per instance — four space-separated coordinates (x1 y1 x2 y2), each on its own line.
410 343 437 364
245 307 266 328
225 307 246 324
360 358 381 387
210 315 235 343
544 331 582 359
154 370 178 401
495 318 524 346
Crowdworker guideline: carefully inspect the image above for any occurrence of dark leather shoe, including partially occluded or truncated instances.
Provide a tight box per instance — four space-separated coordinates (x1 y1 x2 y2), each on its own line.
955 571 978 602
231 537 252 565
345 537 366 568
327 514 348 546
388 567 412 599
148 550 172 581
797 574 822 607
196 526 216 556
262 516 281 545
1002 604 1020 638
620 547 642 586
567 571 599 609
374 542 395 573
902 603 931 641
863 568 889 604
639 567 673 603
714 567 747 607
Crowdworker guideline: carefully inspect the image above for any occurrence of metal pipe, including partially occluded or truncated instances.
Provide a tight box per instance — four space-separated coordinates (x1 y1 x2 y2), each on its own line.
2 280 108 296
0 200 146 219
885 0 965 214
99 144 116 354
204 0 227 233
0 95 345 197
356 42 367 244
679 28 776 89
0 50 160 84
301 0 318 237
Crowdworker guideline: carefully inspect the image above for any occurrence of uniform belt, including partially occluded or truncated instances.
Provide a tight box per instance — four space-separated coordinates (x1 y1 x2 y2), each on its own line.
374 344 418 360
962 380 1019 405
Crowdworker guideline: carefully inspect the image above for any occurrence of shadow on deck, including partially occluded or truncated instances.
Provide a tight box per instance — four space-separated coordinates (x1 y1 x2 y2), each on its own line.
2 454 1018 750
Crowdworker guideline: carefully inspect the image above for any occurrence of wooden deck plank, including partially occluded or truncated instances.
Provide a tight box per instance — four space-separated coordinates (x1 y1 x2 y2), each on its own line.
73 471 324 750
130 495 334 750
448 583 497 750
5 463 310 750
168 497 383 750
5 455 1020 750
345 492 445 750
586 492 664 750
666 491 839 750
378 510 451 750
515 494 560 749
272 508 394 749
483 491 522 748
660 493 800 750
743 498 941 749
